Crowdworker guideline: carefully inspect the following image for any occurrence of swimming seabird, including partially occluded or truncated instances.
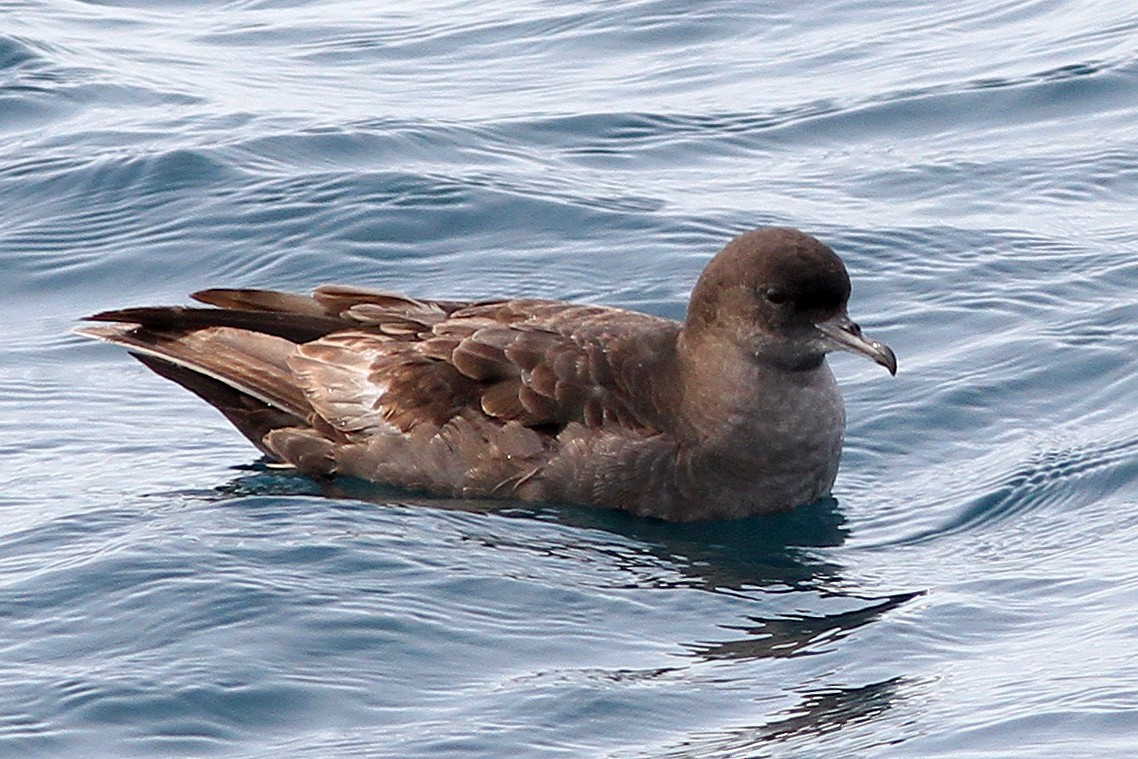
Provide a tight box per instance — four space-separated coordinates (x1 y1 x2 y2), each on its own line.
78 227 896 521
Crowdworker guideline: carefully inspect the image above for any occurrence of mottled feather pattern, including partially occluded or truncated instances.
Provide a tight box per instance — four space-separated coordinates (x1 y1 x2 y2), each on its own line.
281 296 679 437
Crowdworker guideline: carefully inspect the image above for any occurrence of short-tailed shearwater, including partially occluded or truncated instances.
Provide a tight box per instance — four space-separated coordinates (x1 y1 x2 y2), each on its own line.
78 227 896 521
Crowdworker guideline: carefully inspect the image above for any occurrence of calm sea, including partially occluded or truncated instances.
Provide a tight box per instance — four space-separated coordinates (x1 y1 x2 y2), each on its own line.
3 1 1138 756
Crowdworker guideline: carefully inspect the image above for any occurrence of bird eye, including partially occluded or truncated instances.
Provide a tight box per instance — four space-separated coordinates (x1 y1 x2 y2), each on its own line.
764 287 789 305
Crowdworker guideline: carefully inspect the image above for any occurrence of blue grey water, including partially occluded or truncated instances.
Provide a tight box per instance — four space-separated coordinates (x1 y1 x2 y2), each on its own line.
2 0 1138 756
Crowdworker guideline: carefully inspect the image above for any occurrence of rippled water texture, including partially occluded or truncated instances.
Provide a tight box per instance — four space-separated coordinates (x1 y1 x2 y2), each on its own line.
3 1 1138 756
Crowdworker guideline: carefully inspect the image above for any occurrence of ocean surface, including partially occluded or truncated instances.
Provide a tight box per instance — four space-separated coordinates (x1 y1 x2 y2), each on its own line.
3 1 1138 756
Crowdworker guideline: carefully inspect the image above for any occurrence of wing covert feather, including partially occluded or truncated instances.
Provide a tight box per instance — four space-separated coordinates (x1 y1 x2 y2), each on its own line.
285 300 679 438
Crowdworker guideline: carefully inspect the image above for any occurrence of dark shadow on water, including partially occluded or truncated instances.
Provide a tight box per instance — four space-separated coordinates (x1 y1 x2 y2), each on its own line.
688 590 924 662
538 495 853 595
213 463 853 594
213 464 923 597
654 677 913 758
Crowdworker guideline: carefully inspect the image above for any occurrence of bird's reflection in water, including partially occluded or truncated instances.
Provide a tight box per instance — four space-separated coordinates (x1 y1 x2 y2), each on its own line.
691 590 924 662
655 677 911 758
217 465 920 604
217 461 920 588
217 465 854 592
215 465 923 746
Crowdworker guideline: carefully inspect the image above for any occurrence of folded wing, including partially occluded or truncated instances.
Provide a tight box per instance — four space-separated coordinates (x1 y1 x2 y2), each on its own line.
79 285 679 463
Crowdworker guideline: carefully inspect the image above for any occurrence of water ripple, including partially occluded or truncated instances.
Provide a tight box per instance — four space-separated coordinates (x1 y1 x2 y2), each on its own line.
5 0 1138 756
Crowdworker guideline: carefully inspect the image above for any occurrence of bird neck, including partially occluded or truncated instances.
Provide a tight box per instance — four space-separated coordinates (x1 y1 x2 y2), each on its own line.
673 327 839 448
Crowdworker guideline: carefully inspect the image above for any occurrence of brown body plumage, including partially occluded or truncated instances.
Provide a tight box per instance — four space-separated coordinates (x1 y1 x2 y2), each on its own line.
78 228 896 521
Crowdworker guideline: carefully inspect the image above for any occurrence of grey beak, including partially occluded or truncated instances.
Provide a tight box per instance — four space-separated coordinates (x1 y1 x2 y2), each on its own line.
815 314 897 375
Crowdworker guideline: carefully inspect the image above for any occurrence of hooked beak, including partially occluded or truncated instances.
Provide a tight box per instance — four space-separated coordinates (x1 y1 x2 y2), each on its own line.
815 313 897 375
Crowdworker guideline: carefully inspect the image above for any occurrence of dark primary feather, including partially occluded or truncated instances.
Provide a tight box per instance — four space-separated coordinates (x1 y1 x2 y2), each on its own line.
85 306 347 344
